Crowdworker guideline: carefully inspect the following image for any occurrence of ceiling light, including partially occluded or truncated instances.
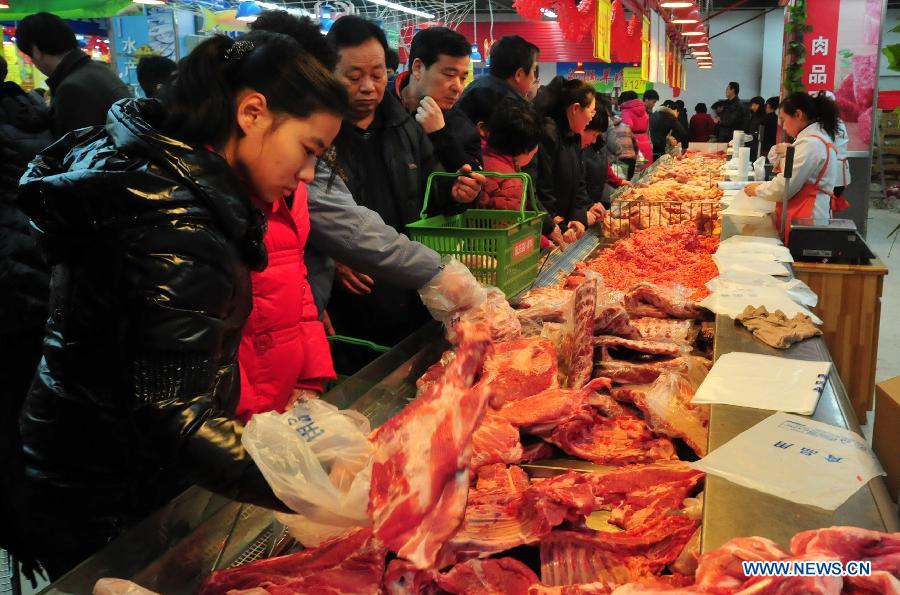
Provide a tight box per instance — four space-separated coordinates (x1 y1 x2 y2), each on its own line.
541 8 557 18
0 0 11 7
688 41 708 47
681 29 704 36
257 1 313 17
661 1 693 7
236 1 262 21
693 51 710 56
365 0 435 18
673 8 700 24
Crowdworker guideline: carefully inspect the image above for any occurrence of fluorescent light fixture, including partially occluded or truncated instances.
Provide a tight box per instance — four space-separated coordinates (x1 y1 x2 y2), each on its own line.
699 65 712 69
688 41 708 47
681 29 704 36
661 1 693 7
257 1 313 17
365 0 435 18
693 51 710 56
541 8 557 18
673 17 699 24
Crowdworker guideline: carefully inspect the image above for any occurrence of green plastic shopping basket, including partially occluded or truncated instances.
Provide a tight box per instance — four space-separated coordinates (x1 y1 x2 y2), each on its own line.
406 171 545 296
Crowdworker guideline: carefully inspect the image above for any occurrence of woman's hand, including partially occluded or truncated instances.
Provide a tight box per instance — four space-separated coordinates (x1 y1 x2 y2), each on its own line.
547 225 568 251
743 182 760 196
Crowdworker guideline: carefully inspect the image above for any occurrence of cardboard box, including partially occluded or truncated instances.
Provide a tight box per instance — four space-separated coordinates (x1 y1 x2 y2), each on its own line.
873 375 900 503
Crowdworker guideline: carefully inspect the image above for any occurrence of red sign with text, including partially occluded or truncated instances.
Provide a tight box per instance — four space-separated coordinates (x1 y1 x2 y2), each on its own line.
803 0 840 93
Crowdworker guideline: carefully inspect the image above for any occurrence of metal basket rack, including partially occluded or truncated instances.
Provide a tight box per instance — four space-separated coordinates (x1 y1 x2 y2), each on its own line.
605 199 721 239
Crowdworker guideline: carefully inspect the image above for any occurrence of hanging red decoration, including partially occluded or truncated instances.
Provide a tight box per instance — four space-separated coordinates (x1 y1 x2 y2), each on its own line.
514 0 595 41
626 13 638 36
610 0 618 24
513 0 544 21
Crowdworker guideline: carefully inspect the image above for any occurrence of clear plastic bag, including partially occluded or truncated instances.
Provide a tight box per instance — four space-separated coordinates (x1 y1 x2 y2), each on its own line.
699 286 822 324
706 270 817 308
242 398 374 546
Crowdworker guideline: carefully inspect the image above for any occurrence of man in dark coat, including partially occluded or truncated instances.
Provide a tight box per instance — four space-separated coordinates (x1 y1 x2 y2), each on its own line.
15 12 130 138
391 26 482 171
716 81 747 142
650 101 688 160
458 34 539 106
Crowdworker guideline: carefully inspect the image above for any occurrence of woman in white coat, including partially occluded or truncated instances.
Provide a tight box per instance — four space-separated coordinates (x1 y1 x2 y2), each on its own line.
744 92 849 241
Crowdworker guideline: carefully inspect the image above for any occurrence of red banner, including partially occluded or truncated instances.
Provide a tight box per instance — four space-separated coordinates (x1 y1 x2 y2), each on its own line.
803 0 840 93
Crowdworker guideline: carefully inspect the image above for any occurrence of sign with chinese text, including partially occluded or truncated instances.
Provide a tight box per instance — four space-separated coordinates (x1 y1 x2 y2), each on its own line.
594 0 612 62
803 0 840 93
557 62 628 93
622 66 648 94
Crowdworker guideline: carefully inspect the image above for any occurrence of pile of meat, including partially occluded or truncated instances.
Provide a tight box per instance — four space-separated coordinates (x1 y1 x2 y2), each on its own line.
647 154 727 189
566 223 719 300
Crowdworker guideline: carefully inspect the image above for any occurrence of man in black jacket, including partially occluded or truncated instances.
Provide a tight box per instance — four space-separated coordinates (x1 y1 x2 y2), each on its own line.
391 26 482 171
650 100 688 160
716 81 747 142
324 16 483 372
458 35 539 106
15 12 130 138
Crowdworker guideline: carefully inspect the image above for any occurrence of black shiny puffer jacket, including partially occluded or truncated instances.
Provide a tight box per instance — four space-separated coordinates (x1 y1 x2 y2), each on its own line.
14 99 284 571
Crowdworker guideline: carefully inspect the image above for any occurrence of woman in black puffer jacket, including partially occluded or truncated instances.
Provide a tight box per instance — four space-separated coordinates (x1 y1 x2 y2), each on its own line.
11 31 347 578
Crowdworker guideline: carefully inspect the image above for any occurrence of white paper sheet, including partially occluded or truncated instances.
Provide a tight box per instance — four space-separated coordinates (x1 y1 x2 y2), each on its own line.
715 242 794 263
699 285 822 323
692 352 831 414
719 235 783 246
706 271 818 307
691 411 885 510
722 190 777 215
713 252 791 277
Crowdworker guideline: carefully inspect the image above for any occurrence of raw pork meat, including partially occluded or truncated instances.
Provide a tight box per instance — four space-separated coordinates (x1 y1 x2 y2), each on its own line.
791 526 900 572
515 287 574 323
416 349 456 395
529 583 614 594
197 528 386 595
547 408 677 465
437 558 539 594
477 337 559 406
630 318 696 344
595 304 641 340
383 559 437 595
628 372 709 456
436 465 597 566
521 440 558 463
624 283 705 319
452 287 521 343
594 336 682 358
368 324 492 568
693 536 790 591
566 277 599 388
597 359 690 385
498 378 612 434
471 412 525 470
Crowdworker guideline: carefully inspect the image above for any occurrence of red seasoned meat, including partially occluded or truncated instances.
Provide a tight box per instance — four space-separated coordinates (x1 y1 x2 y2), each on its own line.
594 336 682 358
471 413 524 470
547 408 677 466
368 324 492 569
437 558 539 595
477 337 559 407
197 528 386 595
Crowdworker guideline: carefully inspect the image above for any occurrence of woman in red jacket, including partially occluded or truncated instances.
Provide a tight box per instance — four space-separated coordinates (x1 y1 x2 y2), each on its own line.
237 182 336 421
689 102 717 142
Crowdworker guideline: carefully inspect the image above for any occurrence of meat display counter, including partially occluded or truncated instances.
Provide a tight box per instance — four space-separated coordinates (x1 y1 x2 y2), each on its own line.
41 195 898 594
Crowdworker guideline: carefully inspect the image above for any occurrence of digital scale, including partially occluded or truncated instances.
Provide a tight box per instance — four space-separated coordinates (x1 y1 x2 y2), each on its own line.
788 218 875 264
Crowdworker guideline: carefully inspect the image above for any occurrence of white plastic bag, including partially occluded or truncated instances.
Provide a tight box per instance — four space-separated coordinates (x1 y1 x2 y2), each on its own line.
712 252 791 277
242 398 374 545
691 411 885 510
706 270 818 307
715 241 794 263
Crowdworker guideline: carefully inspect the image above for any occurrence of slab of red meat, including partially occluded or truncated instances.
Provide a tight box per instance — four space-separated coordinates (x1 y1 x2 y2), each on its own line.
630 318 696 344
415 349 456 395
564 278 599 388
497 378 611 434
515 287 574 323
528 583 614 594
627 372 709 457
693 536 790 591
477 337 559 407
471 412 525 470
790 525 900 567
436 466 597 566
521 440 557 462
588 391 628 418
369 324 492 569
197 528 386 595
540 516 697 587
383 559 438 595
547 407 677 466
624 283 705 319
594 336 682 358
597 360 684 385
845 572 900 594
436 558 539 595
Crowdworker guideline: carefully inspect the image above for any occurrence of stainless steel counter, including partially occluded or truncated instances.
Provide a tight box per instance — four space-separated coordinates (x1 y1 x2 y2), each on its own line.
701 214 899 552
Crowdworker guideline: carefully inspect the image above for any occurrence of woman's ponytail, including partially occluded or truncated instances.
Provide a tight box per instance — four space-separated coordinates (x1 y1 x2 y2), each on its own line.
161 31 348 149
534 75 594 130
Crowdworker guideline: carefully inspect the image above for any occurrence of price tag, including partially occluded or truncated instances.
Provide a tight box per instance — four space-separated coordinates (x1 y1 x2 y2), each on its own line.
622 67 645 93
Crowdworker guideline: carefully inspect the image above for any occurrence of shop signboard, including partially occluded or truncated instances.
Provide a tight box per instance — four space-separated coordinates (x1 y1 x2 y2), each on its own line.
557 62 627 93
803 0 840 94
594 0 612 62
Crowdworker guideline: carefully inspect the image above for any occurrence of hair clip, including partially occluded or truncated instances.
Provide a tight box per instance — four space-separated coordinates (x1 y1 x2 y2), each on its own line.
225 40 255 64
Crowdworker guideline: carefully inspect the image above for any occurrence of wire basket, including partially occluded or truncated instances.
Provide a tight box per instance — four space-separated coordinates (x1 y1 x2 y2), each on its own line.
406 171 545 296
604 199 721 238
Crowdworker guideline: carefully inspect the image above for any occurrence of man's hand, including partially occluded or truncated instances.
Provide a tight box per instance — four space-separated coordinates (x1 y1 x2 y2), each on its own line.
621 180 633 187
568 220 586 239
416 96 445 134
743 182 760 196
335 262 374 295
548 225 568 251
589 202 607 221
284 388 320 412
451 165 485 204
